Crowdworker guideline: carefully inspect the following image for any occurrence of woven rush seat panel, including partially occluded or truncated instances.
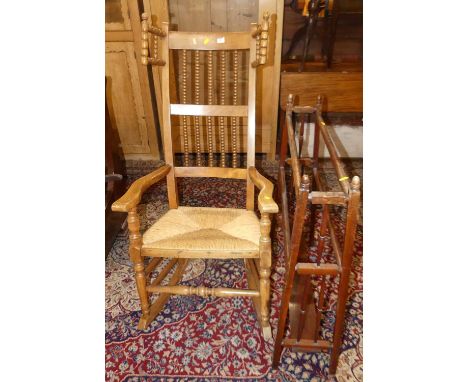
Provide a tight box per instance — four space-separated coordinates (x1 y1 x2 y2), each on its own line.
142 207 260 253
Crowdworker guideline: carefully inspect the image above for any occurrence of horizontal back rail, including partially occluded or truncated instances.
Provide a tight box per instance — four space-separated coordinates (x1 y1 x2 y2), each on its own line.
174 166 247 179
312 167 343 268
292 106 317 114
295 263 341 276
308 191 348 205
170 104 248 117
168 32 251 50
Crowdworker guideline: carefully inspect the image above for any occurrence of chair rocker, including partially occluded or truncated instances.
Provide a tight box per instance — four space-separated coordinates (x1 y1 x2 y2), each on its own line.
112 13 279 339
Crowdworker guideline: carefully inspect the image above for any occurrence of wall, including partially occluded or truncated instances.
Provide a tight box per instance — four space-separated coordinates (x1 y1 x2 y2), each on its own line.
297 123 363 158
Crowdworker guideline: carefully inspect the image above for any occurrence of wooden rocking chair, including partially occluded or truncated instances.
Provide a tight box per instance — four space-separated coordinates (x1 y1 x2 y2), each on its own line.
112 13 278 339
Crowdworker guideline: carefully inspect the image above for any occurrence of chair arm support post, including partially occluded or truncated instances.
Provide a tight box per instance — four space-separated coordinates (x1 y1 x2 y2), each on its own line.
259 211 272 332
127 208 150 318
111 164 171 212
247 167 279 214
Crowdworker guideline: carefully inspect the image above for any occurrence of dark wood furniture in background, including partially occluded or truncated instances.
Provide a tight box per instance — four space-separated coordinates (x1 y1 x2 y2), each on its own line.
111 14 279 338
105 77 127 256
282 0 362 70
272 94 360 375
280 71 362 112
278 70 362 153
324 0 363 68
283 0 327 71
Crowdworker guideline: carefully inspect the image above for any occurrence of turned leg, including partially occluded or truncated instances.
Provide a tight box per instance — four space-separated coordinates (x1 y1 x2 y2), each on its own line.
329 177 360 374
128 208 150 329
273 175 310 368
259 212 272 339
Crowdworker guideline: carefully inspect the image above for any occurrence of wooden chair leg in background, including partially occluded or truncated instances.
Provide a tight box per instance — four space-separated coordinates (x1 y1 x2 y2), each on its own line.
245 259 263 333
128 208 190 330
141 258 188 329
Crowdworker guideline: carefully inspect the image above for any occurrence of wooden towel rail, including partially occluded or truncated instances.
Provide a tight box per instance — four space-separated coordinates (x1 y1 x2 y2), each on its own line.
273 94 361 376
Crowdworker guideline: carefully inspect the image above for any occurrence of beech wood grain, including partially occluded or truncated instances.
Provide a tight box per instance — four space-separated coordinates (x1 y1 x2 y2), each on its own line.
111 164 171 212
248 167 279 214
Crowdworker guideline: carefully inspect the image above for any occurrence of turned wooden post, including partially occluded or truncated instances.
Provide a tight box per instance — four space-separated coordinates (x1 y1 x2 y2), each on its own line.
207 50 214 167
286 94 302 195
329 176 361 374
273 174 310 366
252 12 270 67
141 13 166 66
259 212 272 333
194 50 202 167
128 208 150 327
141 13 150 66
181 49 189 167
232 50 239 168
219 50 227 168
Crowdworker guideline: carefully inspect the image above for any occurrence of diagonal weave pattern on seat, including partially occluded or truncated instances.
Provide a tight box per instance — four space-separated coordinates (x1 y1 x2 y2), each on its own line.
142 207 260 252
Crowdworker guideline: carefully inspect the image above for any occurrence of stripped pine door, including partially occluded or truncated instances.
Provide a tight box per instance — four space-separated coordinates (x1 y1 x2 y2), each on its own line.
105 0 161 160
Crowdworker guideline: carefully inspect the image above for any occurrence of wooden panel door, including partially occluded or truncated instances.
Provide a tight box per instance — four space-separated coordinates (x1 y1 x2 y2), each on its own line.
105 0 161 160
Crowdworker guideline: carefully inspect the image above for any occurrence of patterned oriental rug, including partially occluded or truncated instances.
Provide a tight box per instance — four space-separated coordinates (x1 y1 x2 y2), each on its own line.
106 161 363 382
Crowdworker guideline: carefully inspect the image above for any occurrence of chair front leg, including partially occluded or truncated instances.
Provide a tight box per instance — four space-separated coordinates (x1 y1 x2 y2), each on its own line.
128 207 150 329
259 212 272 339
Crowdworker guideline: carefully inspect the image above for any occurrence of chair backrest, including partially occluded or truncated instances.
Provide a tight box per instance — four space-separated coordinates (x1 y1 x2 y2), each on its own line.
142 13 269 209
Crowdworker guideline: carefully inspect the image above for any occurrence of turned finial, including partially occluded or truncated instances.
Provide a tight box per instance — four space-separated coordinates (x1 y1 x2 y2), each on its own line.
252 12 270 67
300 174 311 191
351 176 360 191
317 94 324 108
140 12 166 66
262 11 270 27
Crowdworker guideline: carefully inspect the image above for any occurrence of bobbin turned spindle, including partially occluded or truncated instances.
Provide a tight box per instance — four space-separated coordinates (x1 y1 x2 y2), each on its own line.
252 12 270 67
140 12 166 66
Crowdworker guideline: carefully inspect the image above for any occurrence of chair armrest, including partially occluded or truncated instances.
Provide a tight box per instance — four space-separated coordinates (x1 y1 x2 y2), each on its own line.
248 167 279 214
111 164 171 212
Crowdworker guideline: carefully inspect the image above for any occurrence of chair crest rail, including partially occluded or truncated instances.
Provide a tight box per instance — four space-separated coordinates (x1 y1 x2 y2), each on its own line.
168 31 251 50
170 104 248 117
